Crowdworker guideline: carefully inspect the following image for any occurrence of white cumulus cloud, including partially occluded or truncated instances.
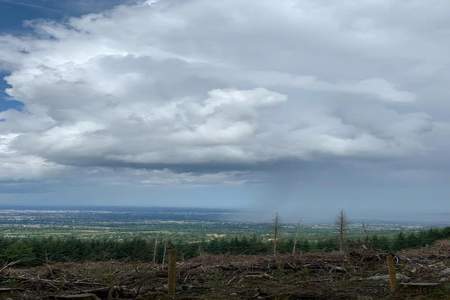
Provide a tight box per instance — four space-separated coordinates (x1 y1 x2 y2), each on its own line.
0 0 449 186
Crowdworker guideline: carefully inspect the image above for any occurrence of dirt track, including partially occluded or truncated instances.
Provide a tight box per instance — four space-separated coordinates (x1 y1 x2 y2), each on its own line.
0 241 449 299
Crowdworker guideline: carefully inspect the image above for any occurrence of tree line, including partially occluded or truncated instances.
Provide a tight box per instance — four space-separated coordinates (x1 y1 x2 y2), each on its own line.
0 226 449 266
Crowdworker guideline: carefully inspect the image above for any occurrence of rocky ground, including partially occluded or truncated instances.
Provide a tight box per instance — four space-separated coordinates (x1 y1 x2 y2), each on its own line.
0 241 449 299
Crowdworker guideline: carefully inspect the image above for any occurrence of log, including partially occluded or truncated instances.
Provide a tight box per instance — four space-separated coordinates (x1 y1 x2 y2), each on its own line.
0 288 24 298
54 294 100 300
400 282 441 287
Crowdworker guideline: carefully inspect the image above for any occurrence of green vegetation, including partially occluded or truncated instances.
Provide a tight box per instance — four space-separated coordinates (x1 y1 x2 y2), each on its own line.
0 226 448 266
0 221 429 242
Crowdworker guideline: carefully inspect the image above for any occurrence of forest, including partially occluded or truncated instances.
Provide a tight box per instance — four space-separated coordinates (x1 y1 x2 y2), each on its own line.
1 226 449 267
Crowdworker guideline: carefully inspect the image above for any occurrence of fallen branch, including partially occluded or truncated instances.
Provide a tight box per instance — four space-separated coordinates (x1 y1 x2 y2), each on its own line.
0 260 21 274
400 282 441 287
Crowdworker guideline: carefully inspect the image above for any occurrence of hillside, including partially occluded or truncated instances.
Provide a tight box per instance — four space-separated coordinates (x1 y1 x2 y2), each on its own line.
0 241 448 299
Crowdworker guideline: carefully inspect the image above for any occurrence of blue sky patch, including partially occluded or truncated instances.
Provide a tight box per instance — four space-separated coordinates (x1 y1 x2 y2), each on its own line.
0 0 131 33
0 72 23 112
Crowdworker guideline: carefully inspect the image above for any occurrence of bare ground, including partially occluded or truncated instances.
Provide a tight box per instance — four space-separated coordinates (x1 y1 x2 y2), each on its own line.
0 241 449 300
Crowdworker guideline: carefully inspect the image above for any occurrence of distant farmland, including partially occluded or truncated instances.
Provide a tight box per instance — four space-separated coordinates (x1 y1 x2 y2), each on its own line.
0 206 435 242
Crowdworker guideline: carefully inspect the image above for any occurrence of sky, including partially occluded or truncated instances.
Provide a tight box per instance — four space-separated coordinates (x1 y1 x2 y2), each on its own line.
0 0 450 222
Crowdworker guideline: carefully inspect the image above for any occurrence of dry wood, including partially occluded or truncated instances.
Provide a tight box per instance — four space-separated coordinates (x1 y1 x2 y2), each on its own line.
292 221 301 255
0 241 448 299
153 239 159 264
386 254 397 292
226 275 236 285
244 272 274 279
336 209 348 253
273 212 279 257
167 243 177 299
400 282 441 287
162 240 168 267
0 260 21 273
54 294 100 300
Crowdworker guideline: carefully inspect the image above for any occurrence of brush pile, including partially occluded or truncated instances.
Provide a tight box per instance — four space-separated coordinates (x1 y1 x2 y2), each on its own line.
0 241 448 299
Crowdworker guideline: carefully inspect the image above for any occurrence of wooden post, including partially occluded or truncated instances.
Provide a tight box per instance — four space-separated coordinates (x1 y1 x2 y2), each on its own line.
386 254 397 292
167 243 177 299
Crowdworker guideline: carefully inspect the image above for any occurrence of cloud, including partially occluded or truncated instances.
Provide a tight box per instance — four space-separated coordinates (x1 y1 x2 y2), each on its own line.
0 133 63 181
0 0 448 187
111 168 254 186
